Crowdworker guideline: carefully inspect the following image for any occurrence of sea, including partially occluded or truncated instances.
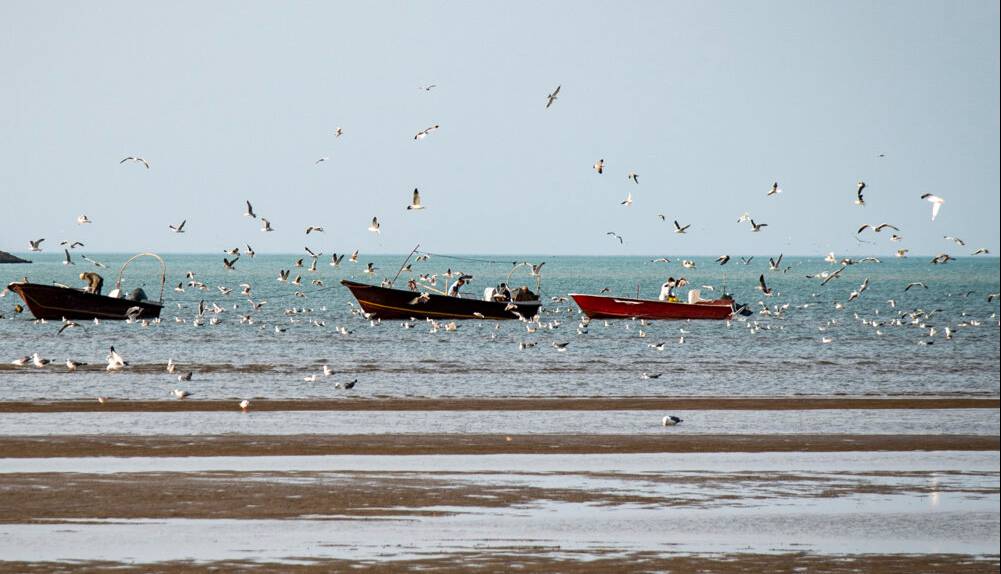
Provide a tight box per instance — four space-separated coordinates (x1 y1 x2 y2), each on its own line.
1 253 998 401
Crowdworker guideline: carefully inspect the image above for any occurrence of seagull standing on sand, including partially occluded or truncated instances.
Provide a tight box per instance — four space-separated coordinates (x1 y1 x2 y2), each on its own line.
662 415 683 426
106 346 127 371
32 353 51 368
545 85 560 108
239 399 250 411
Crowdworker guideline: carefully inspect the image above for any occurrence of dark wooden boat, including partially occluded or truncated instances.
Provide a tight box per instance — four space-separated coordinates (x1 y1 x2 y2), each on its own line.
7 253 166 320
570 292 738 320
341 279 542 320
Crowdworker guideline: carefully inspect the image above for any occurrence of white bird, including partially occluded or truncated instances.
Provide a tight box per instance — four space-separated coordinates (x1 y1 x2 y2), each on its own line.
171 389 192 399
31 353 50 368
368 217 381 234
63 249 74 265
855 181 866 206
106 346 127 371
750 219 768 232
767 182 781 196
921 193 945 221
168 220 186 233
305 226 325 234
620 192 633 206
943 236 965 246
407 188 425 210
76 215 92 225
545 85 560 108
244 200 257 218
28 238 45 252
177 371 193 382
119 156 150 169
593 158 604 174
239 399 250 411
414 124 440 141
261 218 274 232
627 171 639 184
334 127 344 137
674 220 691 234
662 415 683 426
65 359 86 371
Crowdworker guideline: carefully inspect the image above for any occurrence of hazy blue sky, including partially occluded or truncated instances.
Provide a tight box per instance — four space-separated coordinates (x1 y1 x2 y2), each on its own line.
2 0 998 256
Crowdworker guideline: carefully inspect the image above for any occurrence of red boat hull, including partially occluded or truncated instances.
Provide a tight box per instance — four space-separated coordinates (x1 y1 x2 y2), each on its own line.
570 293 734 320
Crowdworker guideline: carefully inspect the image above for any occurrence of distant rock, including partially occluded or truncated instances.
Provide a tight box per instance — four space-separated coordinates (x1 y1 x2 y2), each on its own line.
0 251 31 264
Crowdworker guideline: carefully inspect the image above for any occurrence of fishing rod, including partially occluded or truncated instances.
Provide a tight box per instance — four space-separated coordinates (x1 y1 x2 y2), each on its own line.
391 243 421 286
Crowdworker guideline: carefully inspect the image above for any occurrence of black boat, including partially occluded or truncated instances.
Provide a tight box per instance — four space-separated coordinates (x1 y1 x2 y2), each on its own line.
341 279 542 320
7 253 166 320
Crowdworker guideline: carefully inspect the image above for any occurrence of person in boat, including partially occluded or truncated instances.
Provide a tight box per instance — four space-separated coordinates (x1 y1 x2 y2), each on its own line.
407 278 418 291
492 282 512 302
79 271 104 295
448 274 471 297
659 277 678 302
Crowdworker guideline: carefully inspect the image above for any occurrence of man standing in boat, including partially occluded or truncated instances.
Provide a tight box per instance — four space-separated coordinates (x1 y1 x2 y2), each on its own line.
448 274 471 297
659 277 678 302
79 271 104 295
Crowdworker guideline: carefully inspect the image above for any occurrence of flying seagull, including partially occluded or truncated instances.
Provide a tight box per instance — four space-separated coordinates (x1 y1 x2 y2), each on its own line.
857 223 899 235
368 217 381 234
627 171 639 184
855 182 866 206
674 220 690 234
716 255 730 265
750 219 768 232
244 200 257 218
120 156 150 169
767 182 781 196
593 158 604 174
757 273 773 296
943 236 965 246
28 238 44 252
921 193 944 221
545 85 560 108
63 249 74 265
305 226 324 234
620 192 633 206
606 231 623 244
76 215 92 225
260 218 274 232
407 188 425 210
168 220 186 233
414 124 440 141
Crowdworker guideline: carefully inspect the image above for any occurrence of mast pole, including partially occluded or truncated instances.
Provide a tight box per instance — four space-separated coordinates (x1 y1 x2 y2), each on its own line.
391 243 421 286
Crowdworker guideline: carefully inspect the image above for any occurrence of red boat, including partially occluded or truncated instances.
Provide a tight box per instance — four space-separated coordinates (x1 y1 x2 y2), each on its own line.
570 292 738 320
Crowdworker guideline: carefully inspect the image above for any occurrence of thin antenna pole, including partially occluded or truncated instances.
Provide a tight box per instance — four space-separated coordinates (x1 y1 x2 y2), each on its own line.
391 243 421 286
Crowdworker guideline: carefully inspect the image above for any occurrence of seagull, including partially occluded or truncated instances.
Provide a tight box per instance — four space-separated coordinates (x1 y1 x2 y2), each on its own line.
750 219 768 232
681 260 696 269
414 124 440 141
768 254 783 271
334 127 344 137
106 346 127 371
168 220 186 233
63 249 74 265
767 182 781 196
350 250 359 263
628 171 639 184
674 221 690 234
364 262 378 274
407 188 425 210
716 255 730 265
620 192 633 206
641 372 662 379
855 182 866 206
531 262 546 276
171 389 192 399
57 320 82 335
943 236 965 246
260 218 274 232
740 256 754 265
244 244 256 258
552 341 570 351
239 399 250 411
337 379 357 389
223 256 239 271
651 257 671 263
757 274 773 296
120 156 150 168
244 200 257 218
368 217 381 234
329 253 344 267
177 371 193 382
420 83 437 92
31 353 51 368
28 238 44 252
76 215 92 225
890 234 903 242
972 248 990 255
736 212 752 223
305 226 325 234
921 193 945 221
545 85 560 108
662 415 683 426
314 156 329 165
896 249 909 258
857 223 899 236
904 282 928 291
10 356 31 366
65 359 87 371
606 231 623 244
593 159 604 174
931 253 954 264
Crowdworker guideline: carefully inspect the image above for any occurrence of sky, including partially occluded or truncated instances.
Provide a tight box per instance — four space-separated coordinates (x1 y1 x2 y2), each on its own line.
1 0 999 257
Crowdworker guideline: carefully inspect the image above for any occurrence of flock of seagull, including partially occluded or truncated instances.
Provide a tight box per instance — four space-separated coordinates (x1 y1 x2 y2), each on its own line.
5 84 999 422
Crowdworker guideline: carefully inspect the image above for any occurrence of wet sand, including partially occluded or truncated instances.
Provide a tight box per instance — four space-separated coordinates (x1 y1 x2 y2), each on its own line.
1 433 997 458
0 396 996 413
